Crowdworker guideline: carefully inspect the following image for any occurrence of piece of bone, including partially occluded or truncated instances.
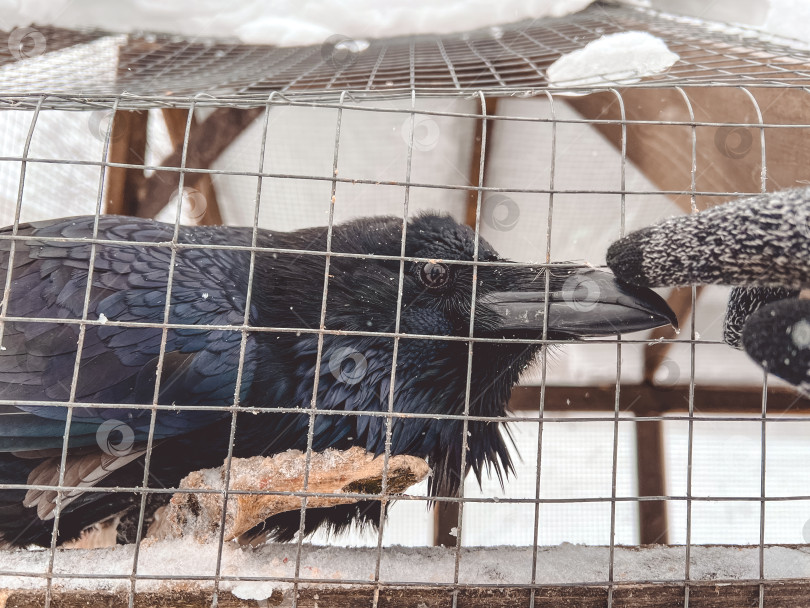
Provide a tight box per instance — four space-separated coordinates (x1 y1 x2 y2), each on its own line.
147 447 429 542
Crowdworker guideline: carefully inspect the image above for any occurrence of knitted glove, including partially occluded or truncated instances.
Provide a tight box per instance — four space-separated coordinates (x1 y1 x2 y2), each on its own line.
606 187 810 395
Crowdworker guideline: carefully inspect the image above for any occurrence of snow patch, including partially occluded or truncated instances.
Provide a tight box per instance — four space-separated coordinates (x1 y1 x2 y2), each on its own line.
0 0 594 47
2 542 810 593
232 581 276 600
547 31 679 88
635 6 810 52
763 0 810 47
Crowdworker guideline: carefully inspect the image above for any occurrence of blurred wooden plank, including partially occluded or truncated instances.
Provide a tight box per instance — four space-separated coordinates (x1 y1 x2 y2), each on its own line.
438 95 498 546
465 97 498 228
5 581 810 607
3 590 259 607
138 107 263 219
160 108 224 225
565 87 810 212
637 286 704 546
161 108 189 148
104 110 148 216
633 404 668 545
508 385 808 413
643 287 703 384
433 501 460 547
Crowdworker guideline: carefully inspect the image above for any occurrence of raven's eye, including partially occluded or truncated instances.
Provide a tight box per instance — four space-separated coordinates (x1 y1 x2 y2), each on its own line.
419 261 451 290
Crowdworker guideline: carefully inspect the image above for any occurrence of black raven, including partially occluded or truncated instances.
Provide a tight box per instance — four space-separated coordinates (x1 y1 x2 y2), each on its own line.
0 213 675 547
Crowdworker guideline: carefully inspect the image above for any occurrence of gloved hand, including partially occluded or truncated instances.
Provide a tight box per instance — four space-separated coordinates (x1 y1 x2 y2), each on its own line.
606 187 810 395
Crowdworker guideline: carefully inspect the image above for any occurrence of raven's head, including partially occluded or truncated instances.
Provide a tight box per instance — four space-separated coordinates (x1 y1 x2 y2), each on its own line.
309 213 676 336
260 213 675 498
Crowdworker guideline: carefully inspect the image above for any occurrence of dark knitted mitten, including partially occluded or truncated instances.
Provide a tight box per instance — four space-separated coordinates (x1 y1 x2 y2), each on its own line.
606 187 810 394
743 299 810 395
723 286 799 349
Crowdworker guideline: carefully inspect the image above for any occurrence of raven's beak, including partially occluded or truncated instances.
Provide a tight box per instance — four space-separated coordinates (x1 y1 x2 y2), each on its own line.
478 268 677 339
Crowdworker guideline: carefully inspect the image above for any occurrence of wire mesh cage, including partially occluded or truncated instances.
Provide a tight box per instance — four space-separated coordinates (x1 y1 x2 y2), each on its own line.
1 2 810 607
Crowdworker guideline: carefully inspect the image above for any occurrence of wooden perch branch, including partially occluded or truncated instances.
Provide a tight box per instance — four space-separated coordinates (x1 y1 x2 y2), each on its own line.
136 106 264 219
148 447 430 542
160 108 224 225
104 110 148 216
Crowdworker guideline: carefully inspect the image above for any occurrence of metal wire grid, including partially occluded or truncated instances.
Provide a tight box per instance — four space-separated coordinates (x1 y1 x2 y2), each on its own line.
0 86 805 608
2 3 810 106
2 92 808 203
0 5 807 604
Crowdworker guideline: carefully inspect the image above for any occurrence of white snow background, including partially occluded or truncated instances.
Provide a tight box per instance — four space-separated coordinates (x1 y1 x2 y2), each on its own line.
0 0 592 46
2 0 809 47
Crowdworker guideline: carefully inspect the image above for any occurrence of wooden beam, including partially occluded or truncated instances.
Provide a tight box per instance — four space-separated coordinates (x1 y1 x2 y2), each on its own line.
642 288 703 384
137 107 263 219
436 95 498 546
103 110 148 216
1 590 260 608
433 501 459 547
465 96 498 228
565 87 810 212
636 286 705 546
508 384 809 414
160 108 190 148
159 108 224 225
4 581 810 607
633 402 668 545
635 286 705 546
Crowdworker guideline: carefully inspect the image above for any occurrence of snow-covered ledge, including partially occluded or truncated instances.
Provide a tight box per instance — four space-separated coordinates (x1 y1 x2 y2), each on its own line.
3 543 810 607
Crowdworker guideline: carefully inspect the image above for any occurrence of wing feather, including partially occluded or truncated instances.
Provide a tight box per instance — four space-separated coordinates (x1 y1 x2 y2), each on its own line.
0 216 263 518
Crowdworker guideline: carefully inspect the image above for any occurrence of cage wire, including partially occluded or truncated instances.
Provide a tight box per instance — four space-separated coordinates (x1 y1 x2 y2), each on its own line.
0 2 809 607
